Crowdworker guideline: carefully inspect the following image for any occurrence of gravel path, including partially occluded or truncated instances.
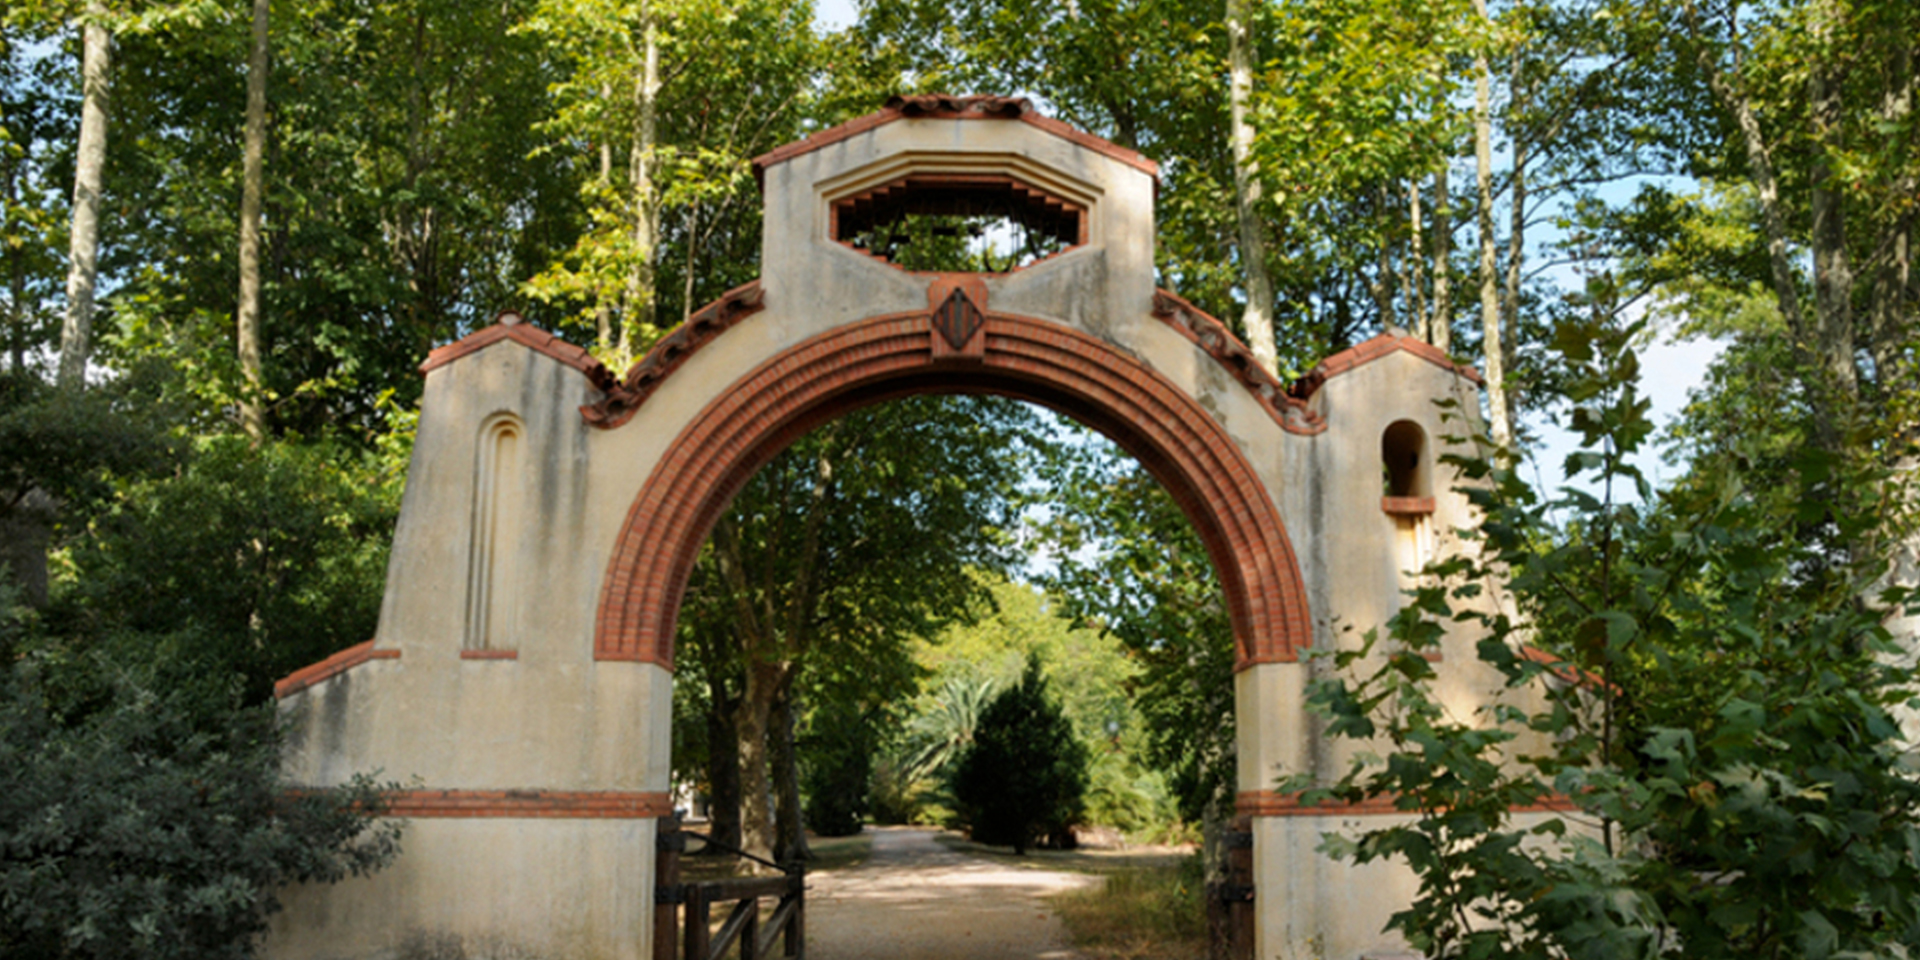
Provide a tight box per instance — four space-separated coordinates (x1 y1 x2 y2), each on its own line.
803 827 1099 960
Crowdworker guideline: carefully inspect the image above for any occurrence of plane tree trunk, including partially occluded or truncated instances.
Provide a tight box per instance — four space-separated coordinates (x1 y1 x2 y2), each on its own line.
59 2 111 389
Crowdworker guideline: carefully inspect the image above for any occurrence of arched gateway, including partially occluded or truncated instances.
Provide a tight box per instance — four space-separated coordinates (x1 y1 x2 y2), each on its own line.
269 96 1494 960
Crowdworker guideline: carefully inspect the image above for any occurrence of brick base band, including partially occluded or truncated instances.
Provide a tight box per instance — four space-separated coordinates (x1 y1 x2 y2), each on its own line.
1236 790 1577 817
378 789 674 819
594 310 1314 671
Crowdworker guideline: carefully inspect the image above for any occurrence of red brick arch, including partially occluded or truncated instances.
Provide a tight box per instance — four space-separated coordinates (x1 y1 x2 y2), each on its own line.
593 310 1312 671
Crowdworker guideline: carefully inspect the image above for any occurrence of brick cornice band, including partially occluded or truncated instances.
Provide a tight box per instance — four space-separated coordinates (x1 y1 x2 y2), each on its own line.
582 281 766 429
374 789 674 819
1150 289 1327 435
274 640 400 699
1237 790 1578 817
594 310 1312 672
419 313 602 377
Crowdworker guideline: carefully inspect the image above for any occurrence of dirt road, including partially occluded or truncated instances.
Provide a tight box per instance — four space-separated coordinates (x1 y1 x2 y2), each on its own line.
804 827 1098 960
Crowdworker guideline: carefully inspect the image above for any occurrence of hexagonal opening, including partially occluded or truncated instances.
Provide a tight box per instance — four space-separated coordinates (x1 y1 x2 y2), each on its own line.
831 173 1086 273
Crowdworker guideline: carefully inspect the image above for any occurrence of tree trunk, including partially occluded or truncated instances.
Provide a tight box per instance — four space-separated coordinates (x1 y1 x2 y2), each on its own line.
718 438 834 872
683 203 699 324
1473 6 1511 450
1724 85 1804 333
618 9 660 368
1873 219 1913 400
1685 2 1805 354
1808 38 1858 410
704 670 743 853
6 149 24 373
771 681 810 864
1200 788 1233 960
236 0 271 442
734 658 788 871
0 490 55 608
1503 141 1528 410
59 3 110 390
1431 166 1453 353
1371 186 1397 329
1226 0 1279 376
1409 180 1428 340
1868 45 1914 399
596 82 614 354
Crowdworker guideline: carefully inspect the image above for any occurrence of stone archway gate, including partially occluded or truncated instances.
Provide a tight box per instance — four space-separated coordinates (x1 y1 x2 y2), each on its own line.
267 95 1492 960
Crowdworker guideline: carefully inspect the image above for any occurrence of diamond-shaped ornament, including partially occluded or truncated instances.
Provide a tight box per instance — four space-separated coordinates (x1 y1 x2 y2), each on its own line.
933 287 985 351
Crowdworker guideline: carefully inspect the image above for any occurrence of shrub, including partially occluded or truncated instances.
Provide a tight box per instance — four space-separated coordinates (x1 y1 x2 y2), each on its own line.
0 639 401 959
950 654 1088 853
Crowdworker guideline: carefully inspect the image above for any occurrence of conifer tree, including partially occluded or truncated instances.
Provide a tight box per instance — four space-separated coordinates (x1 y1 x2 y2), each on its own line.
950 654 1088 855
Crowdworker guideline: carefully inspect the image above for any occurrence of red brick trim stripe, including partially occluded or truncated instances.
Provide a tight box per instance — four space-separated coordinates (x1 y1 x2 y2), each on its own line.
752 95 1158 182
1236 790 1578 817
594 310 1312 673
420 313 602 377
458 649 519 660
1291 333 1486 401
378 789 673 819
273 640 399 699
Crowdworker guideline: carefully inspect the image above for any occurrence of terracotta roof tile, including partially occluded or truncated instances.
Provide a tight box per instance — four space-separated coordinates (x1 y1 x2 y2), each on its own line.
418 312 609 378
274 640 399 699
1290 332 1485 401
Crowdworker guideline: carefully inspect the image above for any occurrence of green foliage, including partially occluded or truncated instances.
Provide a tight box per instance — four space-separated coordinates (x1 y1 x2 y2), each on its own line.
1081 747 1178 840
1032 432 1238 826
672 395 1044 853
1294 308 1920 959
876 570 1177 836
518 0 820 361
870 672 995 824
0 368 177 520
62 434 400 702
0 627 400 960
950 653 1089 854
677 395 1038 680
0 35 70 372
53 0 586 438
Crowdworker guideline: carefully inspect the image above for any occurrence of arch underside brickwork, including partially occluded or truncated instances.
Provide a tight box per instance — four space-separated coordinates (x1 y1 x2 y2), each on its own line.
593 309 1313 671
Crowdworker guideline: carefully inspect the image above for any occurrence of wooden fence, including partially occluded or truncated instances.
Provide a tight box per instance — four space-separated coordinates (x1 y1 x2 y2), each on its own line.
654 815 805 960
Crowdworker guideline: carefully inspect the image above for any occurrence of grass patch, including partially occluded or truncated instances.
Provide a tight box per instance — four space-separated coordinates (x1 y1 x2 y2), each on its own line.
1051 859 1208 960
